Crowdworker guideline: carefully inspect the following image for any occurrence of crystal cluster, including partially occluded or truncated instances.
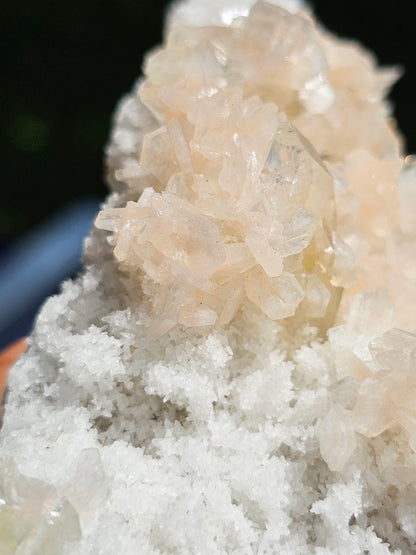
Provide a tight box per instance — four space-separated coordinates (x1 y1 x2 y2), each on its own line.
96 1 369 335
97 0 414 337
96 0 416 465
98 0 416 465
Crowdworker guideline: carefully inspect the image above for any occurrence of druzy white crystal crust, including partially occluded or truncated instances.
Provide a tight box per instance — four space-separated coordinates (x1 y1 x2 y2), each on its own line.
2 1 416 554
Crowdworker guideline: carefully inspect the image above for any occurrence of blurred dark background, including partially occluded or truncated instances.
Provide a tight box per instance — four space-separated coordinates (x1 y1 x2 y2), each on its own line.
1 0 415 346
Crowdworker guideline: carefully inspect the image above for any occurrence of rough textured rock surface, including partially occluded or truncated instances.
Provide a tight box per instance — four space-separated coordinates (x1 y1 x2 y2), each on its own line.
1 1 416 554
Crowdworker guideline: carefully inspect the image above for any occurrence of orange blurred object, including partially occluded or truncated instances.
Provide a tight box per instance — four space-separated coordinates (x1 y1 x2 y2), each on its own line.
0 338 27 418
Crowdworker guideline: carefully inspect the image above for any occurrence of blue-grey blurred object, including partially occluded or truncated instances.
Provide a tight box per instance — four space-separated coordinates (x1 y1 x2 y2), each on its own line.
0 198 101 350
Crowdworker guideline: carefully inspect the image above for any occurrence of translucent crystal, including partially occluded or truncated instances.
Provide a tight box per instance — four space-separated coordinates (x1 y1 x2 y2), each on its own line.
319 404 356 472
350 328 416 448
353 370 407 437
61 448 109 515
0 457 81 554
328 375 360 412
335 350 371 382
245 267 304 320
345 287 394 336
301 274 331 318
369 328 416 375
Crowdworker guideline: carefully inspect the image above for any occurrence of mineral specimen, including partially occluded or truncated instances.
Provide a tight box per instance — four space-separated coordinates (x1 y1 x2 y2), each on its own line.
2 0 416 553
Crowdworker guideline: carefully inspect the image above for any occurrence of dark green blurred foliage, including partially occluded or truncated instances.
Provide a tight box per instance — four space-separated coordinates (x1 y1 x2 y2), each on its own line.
1 0 415 239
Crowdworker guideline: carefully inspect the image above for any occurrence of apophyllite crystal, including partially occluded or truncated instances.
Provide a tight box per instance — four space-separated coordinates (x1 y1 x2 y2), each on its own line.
3 0 416 553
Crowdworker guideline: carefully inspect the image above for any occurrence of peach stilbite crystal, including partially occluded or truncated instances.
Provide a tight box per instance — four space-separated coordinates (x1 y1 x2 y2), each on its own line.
96 104 343 334
96 1 366 335
103 0 413 336
353 329 416 442
320 327 416 471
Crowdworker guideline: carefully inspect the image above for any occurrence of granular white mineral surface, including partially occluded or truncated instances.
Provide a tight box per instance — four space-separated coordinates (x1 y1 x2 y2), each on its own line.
2 0 416 553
